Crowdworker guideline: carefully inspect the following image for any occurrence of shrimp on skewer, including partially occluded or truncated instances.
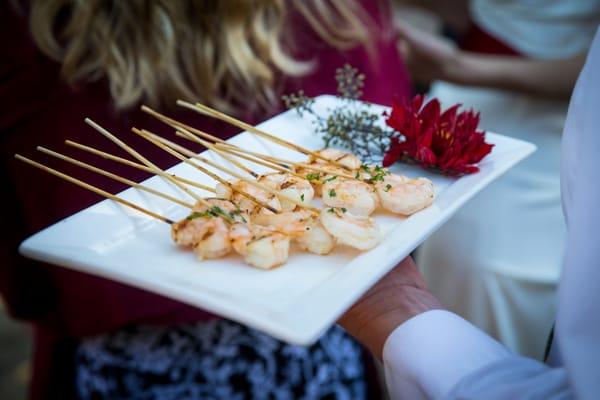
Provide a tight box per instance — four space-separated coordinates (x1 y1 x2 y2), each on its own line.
320 207 381 251
308 148 362 171
294 165 348 197
301 148 360 196
316 160 434 216
171 198 248 260
257 172 314 211
374 174 435 215
215 180 282 216
253 209 336 255
171 214 232 260
295 217 336 255
321 177 378 216
229 223 290 269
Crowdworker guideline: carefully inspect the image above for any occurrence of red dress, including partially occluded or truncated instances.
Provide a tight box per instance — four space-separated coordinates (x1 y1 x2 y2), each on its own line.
0 1 410 398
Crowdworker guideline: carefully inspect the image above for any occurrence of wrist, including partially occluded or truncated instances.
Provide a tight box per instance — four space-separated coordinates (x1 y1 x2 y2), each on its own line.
348 286 442 360
440 51 480 86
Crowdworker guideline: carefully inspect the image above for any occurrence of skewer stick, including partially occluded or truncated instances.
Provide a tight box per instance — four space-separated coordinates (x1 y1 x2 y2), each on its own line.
174 128 261 178
175 127 259 178
65 140 215 193
169 125 356 181
212 144 357 180
211 143 304 177
37 146 194 210
15 154 174 224
133 129 280 214
138 129 319 214
176 100 350 169
173 130 315 181
140 105 228 144
84 118 211 209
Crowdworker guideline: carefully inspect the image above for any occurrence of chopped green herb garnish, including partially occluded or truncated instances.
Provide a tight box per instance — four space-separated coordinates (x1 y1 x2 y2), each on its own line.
300 193 305 202
341 207 347 213
231 209 248 223
384 184 392 192
355 172 360 179
325 175 338 182
327 207 335 213
185 211 211 220
186 206 239 222
306 172 321 181
328 189 337 197
361 164 370 172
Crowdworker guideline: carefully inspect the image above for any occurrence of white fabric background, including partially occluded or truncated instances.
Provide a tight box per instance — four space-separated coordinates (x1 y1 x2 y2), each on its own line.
417 0 600 358
418 83 566 358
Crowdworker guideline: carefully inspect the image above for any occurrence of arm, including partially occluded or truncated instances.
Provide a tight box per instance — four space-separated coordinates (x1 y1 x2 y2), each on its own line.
396 22 586 99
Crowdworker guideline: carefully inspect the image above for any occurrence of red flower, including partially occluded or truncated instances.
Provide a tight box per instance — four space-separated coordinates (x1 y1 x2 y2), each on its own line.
383 95 493 176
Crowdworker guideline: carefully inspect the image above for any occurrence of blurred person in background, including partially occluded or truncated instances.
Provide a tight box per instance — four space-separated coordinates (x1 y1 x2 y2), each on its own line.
0 1 411 398
395 0 600 359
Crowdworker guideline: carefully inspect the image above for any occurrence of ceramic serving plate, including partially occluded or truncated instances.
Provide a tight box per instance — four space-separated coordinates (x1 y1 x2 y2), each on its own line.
19 95 536 345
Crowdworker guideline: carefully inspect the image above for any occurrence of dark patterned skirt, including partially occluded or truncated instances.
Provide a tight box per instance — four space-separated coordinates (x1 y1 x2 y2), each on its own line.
75 320 367 400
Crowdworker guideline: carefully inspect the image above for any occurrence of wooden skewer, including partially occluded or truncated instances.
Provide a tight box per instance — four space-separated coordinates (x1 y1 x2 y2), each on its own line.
138 129 319 214
174 128 262 178
173 130 325 184
175 127 259 178
84 118 211 209
15 154 174 224
140 105 228 145
133 129 280 215
37 146 194 210
163 118 358 182
212 143 357 180
176 99 350 169
210 142 304 178
172 130 286 172
65 140 215 193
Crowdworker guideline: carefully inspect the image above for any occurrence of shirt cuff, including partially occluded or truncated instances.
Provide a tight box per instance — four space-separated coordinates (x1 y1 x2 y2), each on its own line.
382 309 511 400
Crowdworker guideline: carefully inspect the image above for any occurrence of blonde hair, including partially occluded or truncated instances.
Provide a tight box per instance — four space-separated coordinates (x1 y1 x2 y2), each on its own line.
28 0 371 114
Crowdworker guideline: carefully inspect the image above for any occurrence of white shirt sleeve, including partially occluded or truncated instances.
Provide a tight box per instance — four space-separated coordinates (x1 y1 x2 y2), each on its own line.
382 310 573 399
382 310 509 399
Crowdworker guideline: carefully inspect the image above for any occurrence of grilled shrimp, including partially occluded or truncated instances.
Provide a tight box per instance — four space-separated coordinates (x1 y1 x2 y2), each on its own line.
193 197 249 222
375 174 435 215
294 165 348 197
257 172 314 211
320 207 381 251
171 216 213 247
192 217 231 260
309 148 362 170
253 209 336 255
252 209 314 236
171 214 231 259
172 198 246 260
321 177 378 216
215 180 281 215
295 217 336 255
229 223 290 269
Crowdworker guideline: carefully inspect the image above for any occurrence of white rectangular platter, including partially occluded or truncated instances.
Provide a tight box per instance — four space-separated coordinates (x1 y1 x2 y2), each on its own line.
20 95 536 345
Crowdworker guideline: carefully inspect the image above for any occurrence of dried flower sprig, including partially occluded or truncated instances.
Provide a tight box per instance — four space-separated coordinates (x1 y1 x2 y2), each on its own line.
283 64 394 161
